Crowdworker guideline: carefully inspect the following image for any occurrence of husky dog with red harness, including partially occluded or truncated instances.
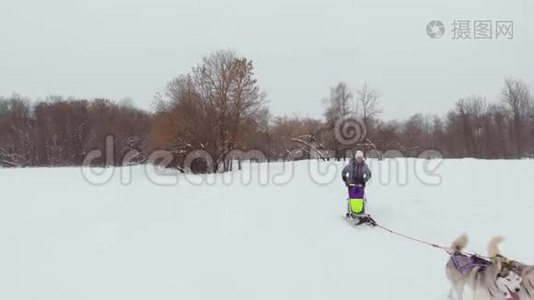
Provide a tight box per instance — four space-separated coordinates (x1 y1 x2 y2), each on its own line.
445 234 522 300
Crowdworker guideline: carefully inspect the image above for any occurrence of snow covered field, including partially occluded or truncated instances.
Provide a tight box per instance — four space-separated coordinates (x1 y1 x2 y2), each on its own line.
1 159 533 300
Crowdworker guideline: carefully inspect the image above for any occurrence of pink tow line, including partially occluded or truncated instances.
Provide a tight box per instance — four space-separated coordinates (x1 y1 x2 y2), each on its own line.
373 221 490 259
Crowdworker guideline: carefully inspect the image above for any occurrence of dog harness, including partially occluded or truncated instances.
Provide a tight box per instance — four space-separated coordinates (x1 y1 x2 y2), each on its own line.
451 253 491 273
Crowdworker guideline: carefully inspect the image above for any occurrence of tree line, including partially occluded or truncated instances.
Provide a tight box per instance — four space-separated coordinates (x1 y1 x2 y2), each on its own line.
0 97 151 167
1 50 532 171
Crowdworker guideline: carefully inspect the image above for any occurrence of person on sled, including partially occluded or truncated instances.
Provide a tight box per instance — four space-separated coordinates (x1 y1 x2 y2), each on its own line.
342 150 373 224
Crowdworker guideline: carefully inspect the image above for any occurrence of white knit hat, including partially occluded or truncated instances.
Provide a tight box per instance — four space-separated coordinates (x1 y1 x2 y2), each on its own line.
355 150 364 160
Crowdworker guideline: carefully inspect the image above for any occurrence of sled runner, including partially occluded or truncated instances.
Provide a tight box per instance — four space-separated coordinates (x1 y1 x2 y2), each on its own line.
345 213 377 226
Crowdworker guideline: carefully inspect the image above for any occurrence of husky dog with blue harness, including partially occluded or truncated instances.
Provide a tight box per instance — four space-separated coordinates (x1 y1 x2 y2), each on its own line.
342 150 374 226
445 234 522 300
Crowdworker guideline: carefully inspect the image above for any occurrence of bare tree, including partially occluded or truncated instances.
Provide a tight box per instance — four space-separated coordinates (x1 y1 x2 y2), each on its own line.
0 96 33 166
501 79 531 158
152 50 267 173
402 114 427 156
375 120 400 150
324 82 352 126
356 83 381 129
450 97 488 157
0 95 151 167
323 82 352 160
193 50 267 171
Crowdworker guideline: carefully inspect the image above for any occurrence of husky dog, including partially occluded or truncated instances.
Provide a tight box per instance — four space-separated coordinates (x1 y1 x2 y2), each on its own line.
492 243 534 299
489 238 523 300
513 263 534 300
518 267 534 299
495 271 523 300
445 234 522 300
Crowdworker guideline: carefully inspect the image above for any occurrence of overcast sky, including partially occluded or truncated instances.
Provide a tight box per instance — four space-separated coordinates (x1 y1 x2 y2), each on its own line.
1 0 533 120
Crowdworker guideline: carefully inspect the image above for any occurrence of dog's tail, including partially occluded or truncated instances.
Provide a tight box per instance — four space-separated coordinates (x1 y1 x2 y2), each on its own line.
488 236 505 259
451 234 469 254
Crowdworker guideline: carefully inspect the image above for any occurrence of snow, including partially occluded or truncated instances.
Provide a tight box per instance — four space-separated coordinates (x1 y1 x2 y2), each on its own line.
1 159 533 300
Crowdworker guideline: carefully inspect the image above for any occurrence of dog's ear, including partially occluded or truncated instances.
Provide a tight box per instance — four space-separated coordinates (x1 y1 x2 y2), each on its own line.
498 266 510 278
495 259 503 275
493 254 516 272
488 236 505 258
